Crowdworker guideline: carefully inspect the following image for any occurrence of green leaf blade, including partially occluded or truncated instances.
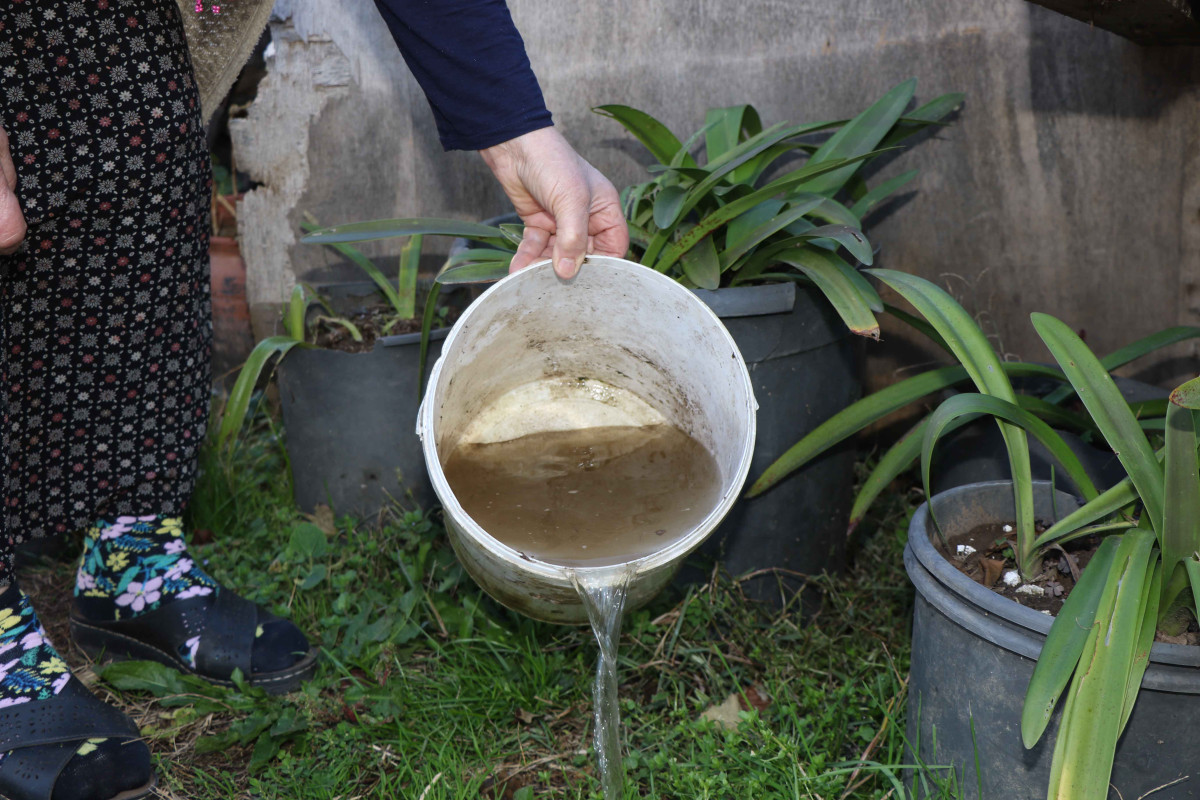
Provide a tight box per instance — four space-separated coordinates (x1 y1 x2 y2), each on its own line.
302 218 507 246
1031 313 1165 537
1162 377 1200 582
592 105 692 167
1021 536 1119 748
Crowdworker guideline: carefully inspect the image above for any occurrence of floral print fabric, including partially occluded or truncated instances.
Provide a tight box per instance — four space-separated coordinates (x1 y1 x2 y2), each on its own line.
0 0 213 579
0 587 71 708
76 515 218 622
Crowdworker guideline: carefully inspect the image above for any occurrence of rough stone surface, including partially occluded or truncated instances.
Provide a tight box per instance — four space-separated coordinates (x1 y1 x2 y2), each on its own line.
231 0 1200 386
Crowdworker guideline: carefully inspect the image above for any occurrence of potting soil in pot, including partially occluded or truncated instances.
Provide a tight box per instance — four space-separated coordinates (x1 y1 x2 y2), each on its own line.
441 379 724 800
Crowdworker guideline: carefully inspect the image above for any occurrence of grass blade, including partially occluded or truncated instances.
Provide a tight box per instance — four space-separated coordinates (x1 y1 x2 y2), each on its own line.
1021 536 1119 748
1032 313 1165 536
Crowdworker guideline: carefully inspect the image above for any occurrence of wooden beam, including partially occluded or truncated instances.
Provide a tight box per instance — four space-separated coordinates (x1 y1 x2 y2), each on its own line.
1024 0 1200 45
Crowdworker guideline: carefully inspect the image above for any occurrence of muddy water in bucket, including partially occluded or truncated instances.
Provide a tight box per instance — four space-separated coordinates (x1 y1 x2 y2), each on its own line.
442 424 723 567
419 258 757 796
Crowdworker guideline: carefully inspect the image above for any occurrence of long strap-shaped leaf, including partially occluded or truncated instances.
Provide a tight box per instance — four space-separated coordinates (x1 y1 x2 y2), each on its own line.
1043 326 1200 406
717 196 827 270
746 361 1065 497
1119 558 1161 735
1021 536 1119 749
300 222 405 317
642 121 805 261
920 393 1099 509
850 394 1098 532
591 105 694 167
1032 313 1165 537
1045 530 1155 800
850 169 918 220
772 248 880 339
301 218 508 247
1034 478 1142 550
802 78 916 195
1161 376 1200 588
648 152 884 274
218 336 307 450
870 270 1036 573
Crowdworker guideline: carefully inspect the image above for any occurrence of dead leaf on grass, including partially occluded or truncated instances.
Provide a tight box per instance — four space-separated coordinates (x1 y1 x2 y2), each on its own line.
739 684 771 712
304 504 337 537
514 707 535 725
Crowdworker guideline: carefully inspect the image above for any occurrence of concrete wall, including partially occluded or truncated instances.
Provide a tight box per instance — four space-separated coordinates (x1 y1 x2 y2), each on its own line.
230 0 1200 387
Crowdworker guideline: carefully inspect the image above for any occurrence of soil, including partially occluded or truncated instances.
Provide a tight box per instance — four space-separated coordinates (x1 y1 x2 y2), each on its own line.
311 303 458 354
937 524 1200 644
935 522 1101 616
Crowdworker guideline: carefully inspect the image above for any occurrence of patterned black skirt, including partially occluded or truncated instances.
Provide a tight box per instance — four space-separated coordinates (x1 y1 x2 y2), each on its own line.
0 0 212 573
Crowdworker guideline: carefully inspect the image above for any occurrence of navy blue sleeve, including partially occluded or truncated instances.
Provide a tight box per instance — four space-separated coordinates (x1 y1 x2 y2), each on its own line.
373 0 554 151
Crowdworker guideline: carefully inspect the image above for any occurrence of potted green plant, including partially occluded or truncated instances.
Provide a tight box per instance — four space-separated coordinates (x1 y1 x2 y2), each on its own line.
306 78 964 590
219 224 489 518
835 270 1200 798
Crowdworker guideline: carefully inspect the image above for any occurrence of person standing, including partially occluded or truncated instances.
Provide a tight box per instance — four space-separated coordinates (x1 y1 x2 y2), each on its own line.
0 0 625 797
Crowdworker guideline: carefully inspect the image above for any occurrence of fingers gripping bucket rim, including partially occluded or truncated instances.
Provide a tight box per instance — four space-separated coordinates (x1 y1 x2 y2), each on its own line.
417 257 758 624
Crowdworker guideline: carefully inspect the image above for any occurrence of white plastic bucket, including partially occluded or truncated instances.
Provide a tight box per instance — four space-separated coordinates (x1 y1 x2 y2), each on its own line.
418 256 757 623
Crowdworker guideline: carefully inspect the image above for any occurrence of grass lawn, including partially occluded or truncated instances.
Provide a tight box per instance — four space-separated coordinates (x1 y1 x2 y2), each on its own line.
23 414 963 799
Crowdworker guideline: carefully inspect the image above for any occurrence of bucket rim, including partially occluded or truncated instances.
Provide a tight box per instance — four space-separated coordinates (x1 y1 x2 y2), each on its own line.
419 256 758 581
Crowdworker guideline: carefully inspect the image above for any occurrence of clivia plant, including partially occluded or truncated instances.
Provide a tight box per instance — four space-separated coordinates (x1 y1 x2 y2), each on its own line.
217 226 476 449
298 79 962 343
786 268 1200 799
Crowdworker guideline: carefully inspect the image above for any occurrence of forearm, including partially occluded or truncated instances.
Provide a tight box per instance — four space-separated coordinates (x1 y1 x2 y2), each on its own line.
373 0 553 151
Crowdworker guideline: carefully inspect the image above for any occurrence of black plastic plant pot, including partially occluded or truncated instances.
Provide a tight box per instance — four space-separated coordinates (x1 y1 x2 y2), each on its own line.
906 480 1200 799
276 282 467 520
689 281 860 601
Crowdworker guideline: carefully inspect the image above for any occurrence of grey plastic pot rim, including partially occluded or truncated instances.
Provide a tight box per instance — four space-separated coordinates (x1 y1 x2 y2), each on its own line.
908 480 1200 671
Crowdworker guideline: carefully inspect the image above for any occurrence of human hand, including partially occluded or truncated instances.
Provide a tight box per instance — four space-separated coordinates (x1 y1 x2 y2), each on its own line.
479 126 628 279
0 127 26 256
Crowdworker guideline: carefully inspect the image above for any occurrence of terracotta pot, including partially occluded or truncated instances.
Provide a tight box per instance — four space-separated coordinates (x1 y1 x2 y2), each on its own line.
209 235 255 385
